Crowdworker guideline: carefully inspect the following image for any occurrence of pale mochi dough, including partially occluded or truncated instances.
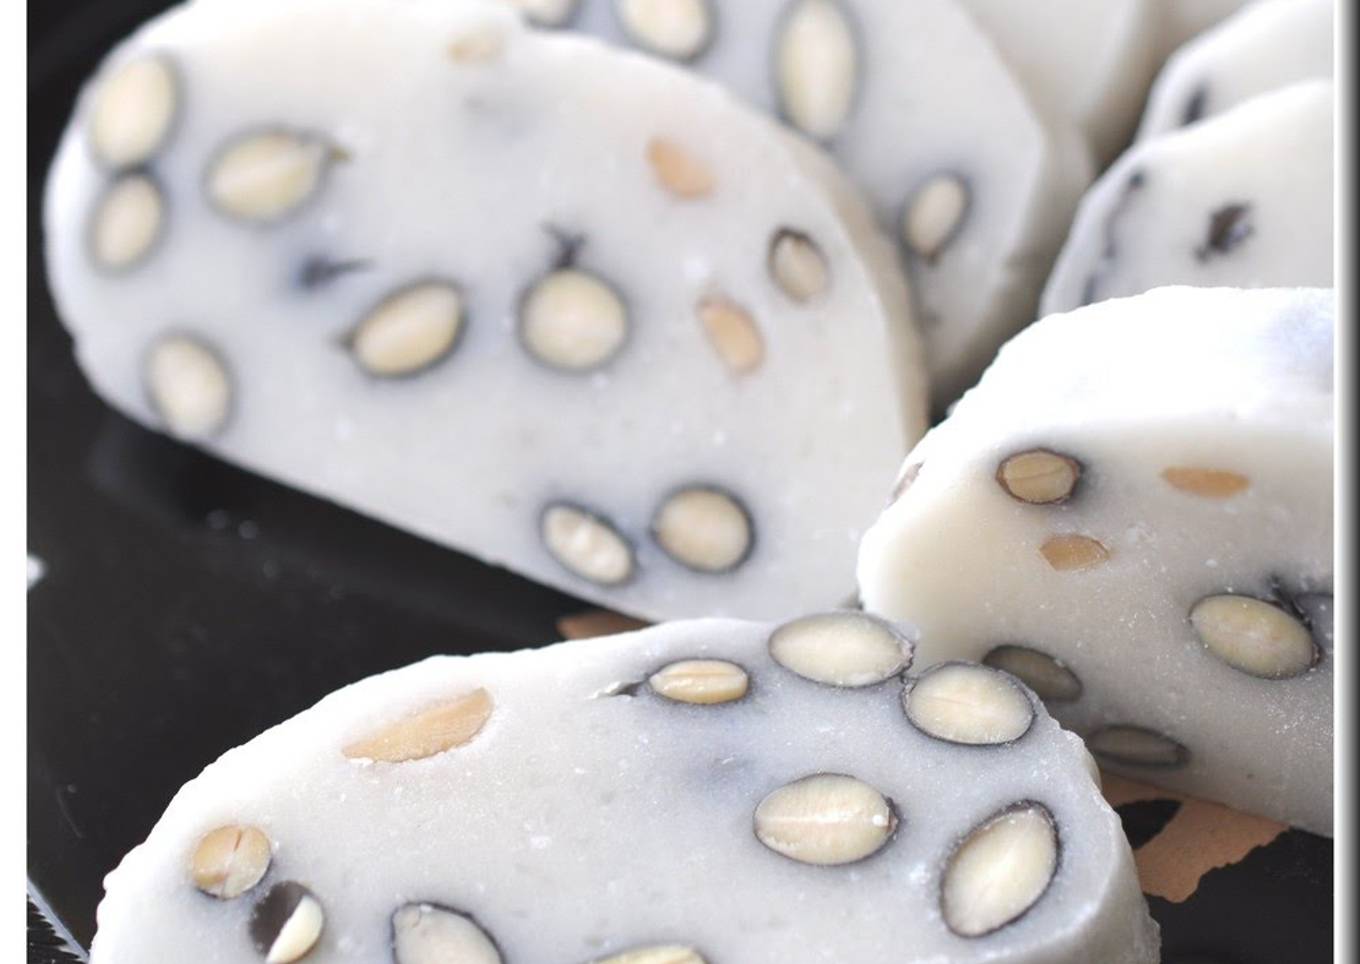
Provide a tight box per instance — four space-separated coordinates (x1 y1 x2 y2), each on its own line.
494 0 1093 405
1138 0 1334 141
91 618 1159 963
859 287 1334 833
44 0 927 623
1042 80 1334 316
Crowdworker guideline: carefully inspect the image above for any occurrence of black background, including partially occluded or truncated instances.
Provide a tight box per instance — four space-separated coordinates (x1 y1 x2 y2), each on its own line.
27 1 1332 959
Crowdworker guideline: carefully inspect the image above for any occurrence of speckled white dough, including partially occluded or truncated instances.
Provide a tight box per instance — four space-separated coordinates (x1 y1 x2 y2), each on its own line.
44 0 927 623
91 619 1159 963
859 287 1334 833
1042 81 1333 316
497 0 1093 404
1138 0 1334 141
956 0 1160 165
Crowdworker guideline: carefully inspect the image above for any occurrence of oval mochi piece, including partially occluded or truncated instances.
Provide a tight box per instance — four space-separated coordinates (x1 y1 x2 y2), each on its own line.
1137 0 1334 141
44 0 927 623
89 617 1158 963
1042 81 1334 316
858 287 1335 833
496 0 1092 405
956 0 1160 166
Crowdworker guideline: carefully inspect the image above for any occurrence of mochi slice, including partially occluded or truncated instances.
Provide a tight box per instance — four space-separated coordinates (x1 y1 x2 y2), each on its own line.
44 0 926 622
494 0 1093 404
1138 0 1334 141
1042 80 1333 316
859 286 1334 833
90 616 1159 963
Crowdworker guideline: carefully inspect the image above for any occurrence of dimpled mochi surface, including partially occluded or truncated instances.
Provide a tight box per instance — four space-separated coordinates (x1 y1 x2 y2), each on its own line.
1137 0 1335 142
43 0 928 623
90 616 1159 963
859 287 1334 833
1041 80 1333 316
495 0 1092 405
956 0 1160 166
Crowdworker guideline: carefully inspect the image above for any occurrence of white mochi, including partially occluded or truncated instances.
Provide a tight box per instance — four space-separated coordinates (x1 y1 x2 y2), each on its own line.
91 618 1158 963
495 0 1093 404
1138 0 1334 141
45 0 928 623
859 287 1334 833
1042 81 1333 316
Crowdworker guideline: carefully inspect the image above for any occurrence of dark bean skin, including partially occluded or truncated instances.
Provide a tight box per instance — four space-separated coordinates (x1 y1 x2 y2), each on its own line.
297 256 370 289
544 224 586 270
888 462 922 505
1267 575 1332 658
249 882 320 957
1081 170 1145 306
1181 85 1209 126
1194 202 1253 261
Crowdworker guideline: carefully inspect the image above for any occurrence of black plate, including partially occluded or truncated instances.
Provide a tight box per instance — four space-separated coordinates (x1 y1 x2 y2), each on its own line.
27 2 1332 959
